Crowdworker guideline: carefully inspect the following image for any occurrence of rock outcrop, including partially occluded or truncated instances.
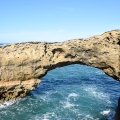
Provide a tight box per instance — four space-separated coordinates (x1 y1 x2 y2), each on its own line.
0 30 120 102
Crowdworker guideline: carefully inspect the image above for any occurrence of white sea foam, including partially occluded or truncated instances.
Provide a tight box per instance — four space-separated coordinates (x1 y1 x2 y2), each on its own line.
62 93 79 108
68 93 78 97
83 85 111 103
85 114 99 120
100 109 110 115
0 100 16 109
42 112 58 120
100 109 115 120
63 101 75 108
0 97 25 110
31 111 63 120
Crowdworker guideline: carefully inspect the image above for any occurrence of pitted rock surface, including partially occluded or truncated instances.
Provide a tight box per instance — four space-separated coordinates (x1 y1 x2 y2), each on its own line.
0 30 120 102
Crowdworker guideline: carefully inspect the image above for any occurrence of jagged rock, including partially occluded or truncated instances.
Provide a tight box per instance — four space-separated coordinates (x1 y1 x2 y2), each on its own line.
0 30 120 102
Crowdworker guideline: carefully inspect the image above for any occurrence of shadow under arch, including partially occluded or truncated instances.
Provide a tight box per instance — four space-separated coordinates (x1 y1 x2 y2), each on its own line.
29 64 120 120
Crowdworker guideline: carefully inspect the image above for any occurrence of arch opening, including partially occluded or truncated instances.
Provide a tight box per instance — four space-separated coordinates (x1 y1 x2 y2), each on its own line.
29 64 120 120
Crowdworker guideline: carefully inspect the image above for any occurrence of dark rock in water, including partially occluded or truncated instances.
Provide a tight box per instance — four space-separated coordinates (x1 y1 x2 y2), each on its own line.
0 30 120 103
115 97 120 120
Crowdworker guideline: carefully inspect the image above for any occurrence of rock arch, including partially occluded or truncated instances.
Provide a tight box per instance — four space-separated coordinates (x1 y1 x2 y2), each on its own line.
0 30 120 102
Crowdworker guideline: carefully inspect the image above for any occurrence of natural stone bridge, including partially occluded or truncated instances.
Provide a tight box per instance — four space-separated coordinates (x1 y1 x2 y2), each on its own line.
0 30 120 103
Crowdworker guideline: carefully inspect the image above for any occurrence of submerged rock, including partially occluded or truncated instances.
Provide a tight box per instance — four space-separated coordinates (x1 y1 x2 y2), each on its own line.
0 30 120 102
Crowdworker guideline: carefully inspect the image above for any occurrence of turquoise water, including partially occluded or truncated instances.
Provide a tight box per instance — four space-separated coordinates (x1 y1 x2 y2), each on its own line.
0 64 120 120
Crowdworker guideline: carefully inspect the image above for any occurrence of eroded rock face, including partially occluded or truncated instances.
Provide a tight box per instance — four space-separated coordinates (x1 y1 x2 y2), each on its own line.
0 30 120 102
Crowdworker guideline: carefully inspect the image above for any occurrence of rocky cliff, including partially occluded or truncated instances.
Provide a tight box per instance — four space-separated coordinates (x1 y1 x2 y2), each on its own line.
0 30 120 102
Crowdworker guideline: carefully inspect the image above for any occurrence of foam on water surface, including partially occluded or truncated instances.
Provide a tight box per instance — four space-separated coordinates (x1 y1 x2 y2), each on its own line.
83 85 111 103
0 98 23 109
100 110 110 115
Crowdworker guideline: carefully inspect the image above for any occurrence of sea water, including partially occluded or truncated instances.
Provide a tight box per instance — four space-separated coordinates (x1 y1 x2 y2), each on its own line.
0 64 120 120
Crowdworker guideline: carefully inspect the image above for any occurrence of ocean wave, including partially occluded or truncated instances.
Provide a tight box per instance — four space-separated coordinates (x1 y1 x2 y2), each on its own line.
100 109 110 115
68 93 78 98
0 100 17 109
83 85 111 104
62 93 79 108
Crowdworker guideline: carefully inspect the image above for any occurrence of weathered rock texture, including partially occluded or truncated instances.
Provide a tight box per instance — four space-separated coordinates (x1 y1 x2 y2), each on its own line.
0 30 120 102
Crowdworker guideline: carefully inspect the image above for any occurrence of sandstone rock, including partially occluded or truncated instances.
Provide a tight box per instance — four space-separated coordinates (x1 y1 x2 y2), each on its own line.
0 29 120 102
